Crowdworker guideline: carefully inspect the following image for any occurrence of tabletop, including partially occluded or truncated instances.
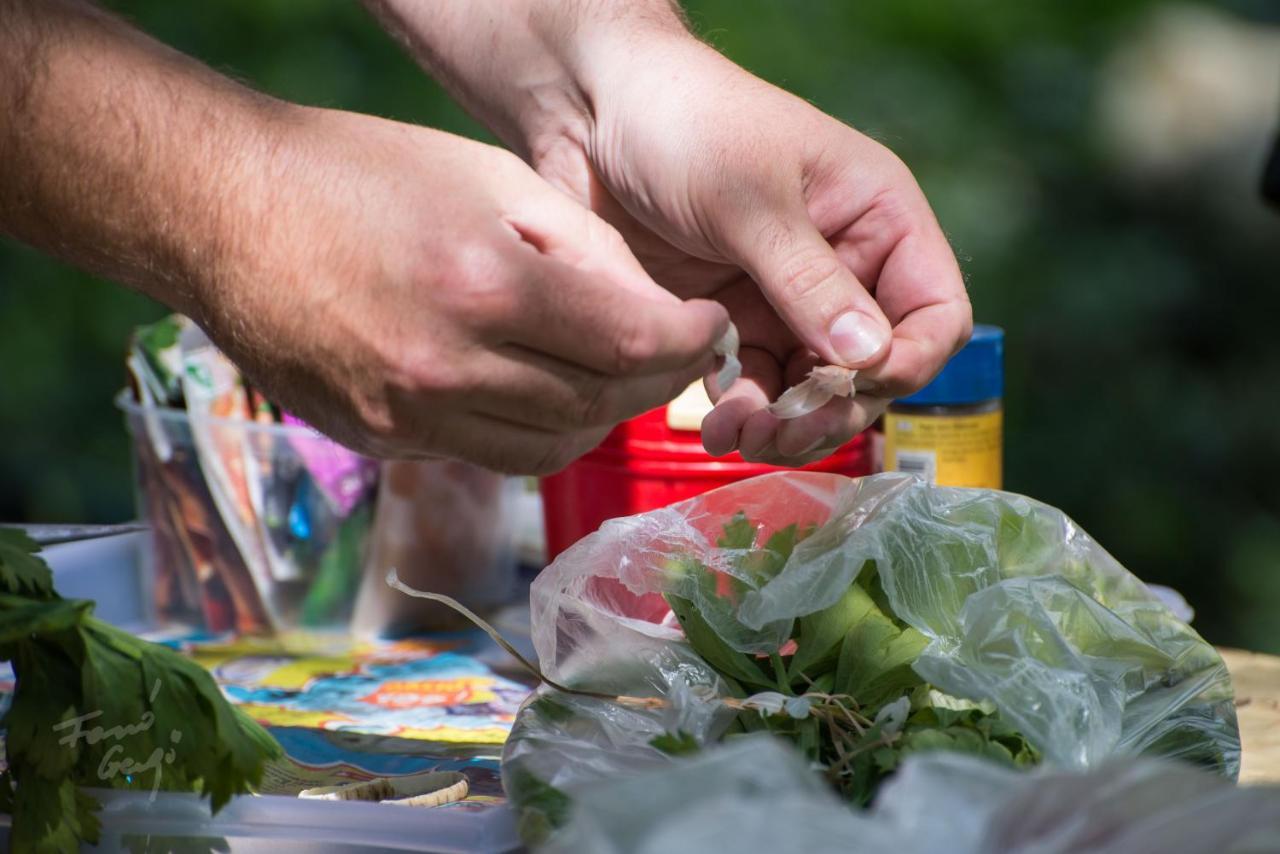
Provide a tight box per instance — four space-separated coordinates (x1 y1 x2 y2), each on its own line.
1220 647 1280 784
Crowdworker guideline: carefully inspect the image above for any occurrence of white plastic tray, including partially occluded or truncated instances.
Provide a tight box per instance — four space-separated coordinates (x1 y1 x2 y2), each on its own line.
0 789 520 853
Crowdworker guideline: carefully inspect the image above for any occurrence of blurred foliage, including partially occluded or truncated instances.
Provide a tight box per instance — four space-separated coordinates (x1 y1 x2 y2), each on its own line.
2 1 1278 650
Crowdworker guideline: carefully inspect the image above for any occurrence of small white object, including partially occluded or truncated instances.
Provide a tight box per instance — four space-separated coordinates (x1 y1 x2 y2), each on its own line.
738 691 788 715
298 770 468 807
712 324 742 395
784 696 813 719
766 366 859 420
709 324 858 420
874 696 911 736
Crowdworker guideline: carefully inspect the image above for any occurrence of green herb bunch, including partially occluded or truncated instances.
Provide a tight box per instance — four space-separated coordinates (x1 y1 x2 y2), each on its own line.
0 529 281 852
655 513 1039 804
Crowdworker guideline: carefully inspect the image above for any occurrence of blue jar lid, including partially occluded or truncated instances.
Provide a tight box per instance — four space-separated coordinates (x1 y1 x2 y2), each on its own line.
897 324 1003 406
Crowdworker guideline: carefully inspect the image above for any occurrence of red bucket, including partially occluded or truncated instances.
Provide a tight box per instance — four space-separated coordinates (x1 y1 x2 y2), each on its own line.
540 405 873 561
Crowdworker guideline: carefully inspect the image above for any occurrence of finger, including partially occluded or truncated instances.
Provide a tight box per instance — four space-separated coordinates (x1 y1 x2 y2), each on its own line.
717 349 882 463
770 352 866 456
773 395 890 459
469 344 713 432
858 304 972 399
725 203 893 370
738 408 784 461
740 402 888 466
773 396 858 457
844 215 972 398
700 348 781 456
495 257 729 377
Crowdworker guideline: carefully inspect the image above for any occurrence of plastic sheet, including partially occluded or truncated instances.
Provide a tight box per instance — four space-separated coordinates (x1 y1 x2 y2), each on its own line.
503 472 1239 838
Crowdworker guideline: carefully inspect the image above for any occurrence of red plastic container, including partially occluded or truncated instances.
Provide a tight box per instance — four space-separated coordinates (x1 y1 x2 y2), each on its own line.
540 406 873 560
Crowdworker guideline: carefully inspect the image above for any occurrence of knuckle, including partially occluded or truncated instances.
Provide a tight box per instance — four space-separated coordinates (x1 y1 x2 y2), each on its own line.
574 375 616 427
881 149 916 184
776 249 844 304
360 407 399 445
355 399 419 455
611 319 662 376
590 217 631 257
435 241 522 326
385 341 460 399
528 438 579 476
363 358 457 453
901 361 939 396
951 307 975 357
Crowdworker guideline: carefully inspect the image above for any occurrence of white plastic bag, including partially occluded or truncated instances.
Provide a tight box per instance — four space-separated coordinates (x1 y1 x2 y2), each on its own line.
546 736 1278 854
503 472 1238 840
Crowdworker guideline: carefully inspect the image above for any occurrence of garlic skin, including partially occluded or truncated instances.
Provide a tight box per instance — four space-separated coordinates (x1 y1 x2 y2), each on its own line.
708 322 857 419
711 323 742 395
766 365 858 419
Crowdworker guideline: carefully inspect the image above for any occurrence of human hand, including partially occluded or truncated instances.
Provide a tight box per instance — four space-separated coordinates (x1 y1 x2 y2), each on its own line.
202 109 728 473
529 34 971 464
0 2 728 475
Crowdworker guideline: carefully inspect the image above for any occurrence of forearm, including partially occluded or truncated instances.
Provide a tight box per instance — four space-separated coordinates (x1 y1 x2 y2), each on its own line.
0 0 294 320
361 0 692 158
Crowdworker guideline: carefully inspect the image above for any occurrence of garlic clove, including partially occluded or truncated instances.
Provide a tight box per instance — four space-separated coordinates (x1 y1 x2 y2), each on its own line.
766 366 858 420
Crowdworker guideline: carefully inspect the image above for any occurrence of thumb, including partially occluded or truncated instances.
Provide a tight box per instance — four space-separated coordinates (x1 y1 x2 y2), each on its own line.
731 210 891 368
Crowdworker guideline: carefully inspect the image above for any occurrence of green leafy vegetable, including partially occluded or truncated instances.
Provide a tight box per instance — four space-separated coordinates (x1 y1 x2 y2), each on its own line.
832 595 929 709
650 731 700 756
0 529 54 598
789 569 875 680
662 512 1039 808
738 524 804 583
667 592 773 690
717 512 758 551
506 767 573 846
0 529 282 853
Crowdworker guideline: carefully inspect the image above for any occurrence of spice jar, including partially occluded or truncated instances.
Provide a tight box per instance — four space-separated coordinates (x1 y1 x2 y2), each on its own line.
882 324 1003 489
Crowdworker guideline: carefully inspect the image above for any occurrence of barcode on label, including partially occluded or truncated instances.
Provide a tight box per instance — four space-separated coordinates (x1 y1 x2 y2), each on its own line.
894 450 937 483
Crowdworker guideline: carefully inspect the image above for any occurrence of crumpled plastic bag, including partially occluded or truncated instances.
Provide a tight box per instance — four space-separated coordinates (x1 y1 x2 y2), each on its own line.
503 472 1239 839
544 735 1278 854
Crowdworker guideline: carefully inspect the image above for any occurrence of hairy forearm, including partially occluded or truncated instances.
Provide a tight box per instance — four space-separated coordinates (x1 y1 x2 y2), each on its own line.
361 0 691 158
0 0 294 319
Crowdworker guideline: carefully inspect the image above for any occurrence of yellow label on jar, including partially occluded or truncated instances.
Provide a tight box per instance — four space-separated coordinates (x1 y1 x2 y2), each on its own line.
883 408 1002 489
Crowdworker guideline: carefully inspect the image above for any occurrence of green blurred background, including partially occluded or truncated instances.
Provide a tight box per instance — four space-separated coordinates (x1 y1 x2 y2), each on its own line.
2 1 1278 650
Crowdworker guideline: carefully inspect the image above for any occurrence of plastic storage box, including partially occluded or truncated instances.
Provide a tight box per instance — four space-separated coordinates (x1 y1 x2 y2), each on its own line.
120 393 380 635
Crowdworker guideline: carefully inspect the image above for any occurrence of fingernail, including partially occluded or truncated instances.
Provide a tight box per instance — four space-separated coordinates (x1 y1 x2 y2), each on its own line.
829 312 888 365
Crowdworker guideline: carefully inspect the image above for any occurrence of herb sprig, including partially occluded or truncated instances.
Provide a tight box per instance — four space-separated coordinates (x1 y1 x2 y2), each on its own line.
655 512 1039 804
0 528 282 852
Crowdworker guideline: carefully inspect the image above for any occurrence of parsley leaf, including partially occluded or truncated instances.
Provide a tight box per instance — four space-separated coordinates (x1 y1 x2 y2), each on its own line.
0 529 54 600
0 531 282 852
